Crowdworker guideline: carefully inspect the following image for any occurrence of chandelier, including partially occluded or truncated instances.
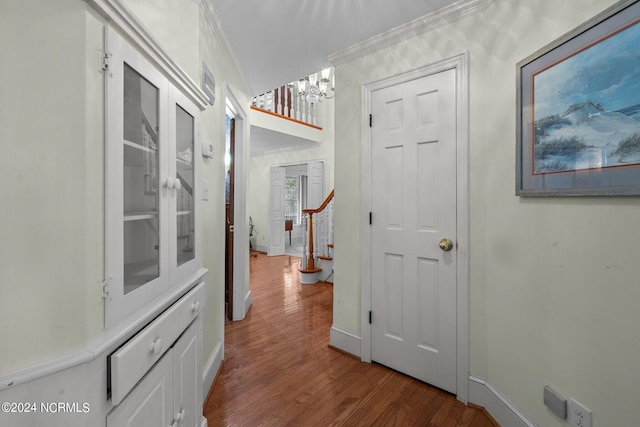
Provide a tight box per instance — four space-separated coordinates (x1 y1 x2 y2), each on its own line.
290 67 334 104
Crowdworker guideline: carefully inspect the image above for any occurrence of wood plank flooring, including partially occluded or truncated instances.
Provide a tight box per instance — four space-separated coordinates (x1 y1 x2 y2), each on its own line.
204 254 496 426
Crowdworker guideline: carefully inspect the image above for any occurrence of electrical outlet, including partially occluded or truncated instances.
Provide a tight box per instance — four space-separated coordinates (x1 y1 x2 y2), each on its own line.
568 398 592 427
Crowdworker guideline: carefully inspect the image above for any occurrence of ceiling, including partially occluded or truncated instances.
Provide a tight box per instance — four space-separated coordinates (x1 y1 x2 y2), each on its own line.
212 0 471 156
212 0 462 96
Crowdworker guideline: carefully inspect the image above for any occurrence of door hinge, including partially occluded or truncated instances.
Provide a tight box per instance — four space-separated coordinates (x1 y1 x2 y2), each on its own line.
101 51 112 76
100 278 111 300
369 311 372 324
369 212 372 225
369 114 372 127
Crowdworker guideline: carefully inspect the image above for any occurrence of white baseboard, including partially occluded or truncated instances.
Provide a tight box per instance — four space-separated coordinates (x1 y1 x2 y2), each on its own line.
329 326 361 358
202 339 223 400
244 290 252 316
469 375 537 427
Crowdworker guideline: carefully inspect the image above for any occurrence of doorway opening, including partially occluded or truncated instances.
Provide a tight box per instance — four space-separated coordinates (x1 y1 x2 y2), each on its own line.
224 112 235 321
268 160 324 258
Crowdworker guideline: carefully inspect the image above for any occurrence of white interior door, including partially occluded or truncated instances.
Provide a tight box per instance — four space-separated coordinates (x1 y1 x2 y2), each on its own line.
306 160 324 208
268 167 286 256
370 68 457 393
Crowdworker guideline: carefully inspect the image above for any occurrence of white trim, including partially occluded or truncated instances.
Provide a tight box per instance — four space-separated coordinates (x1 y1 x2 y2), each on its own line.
87 0 209 110
199 0 252 95
244 290 252 317
360 52 470 402
0 269 207 391
225 85 250 321
328 0 492 66
329 326 362 358
202 338 223 400
469 375 538 427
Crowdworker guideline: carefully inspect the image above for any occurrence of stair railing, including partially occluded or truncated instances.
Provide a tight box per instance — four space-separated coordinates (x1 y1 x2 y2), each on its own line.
300 190 334 273
252 85 319 128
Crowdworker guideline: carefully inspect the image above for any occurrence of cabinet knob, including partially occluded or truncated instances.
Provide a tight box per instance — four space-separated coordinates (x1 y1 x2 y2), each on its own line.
165 177 175 189
192 301 200 313
150 338 163 355
174 178 182 190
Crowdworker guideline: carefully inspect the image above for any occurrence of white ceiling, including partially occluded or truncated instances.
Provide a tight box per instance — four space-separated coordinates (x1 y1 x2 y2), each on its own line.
212 0 475 156
213 0 462 96
250 126 318 156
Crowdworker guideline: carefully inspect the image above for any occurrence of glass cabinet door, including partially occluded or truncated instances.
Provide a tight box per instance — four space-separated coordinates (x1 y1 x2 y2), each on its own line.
123 63 161 294
106 27 201 328
175 105 195 267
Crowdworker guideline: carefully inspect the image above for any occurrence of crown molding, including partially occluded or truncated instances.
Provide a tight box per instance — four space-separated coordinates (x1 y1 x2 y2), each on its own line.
199 0 252 95
328 0 493 66
87 0 210 110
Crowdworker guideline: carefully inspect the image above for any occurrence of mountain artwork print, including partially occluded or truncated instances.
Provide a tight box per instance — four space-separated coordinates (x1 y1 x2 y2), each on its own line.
533 20 640 174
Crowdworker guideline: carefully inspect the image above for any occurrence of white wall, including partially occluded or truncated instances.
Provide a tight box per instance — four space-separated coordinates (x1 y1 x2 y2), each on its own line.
333 0 640 425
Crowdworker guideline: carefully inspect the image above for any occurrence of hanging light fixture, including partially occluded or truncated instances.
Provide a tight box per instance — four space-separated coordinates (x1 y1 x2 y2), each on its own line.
291 67 335 104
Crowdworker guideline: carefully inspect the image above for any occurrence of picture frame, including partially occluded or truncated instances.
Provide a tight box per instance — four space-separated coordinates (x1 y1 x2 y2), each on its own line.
516 0 640 196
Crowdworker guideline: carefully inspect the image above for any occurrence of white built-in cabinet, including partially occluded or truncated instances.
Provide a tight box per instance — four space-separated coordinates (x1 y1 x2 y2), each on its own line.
105 27 201 327
104 27 206 427
107 312 203 427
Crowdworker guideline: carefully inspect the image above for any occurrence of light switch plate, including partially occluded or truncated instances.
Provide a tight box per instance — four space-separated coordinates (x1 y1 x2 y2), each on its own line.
202 179 209 201
202 142 215 158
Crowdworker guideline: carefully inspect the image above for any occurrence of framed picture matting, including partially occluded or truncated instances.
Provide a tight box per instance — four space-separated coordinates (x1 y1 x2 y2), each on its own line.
516 0 640 196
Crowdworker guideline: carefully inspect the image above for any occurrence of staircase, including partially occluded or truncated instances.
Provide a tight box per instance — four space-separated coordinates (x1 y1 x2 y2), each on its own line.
299 190 334 284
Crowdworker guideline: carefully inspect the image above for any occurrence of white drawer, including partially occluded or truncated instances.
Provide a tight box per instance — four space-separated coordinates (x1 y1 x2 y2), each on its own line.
110 282 205 405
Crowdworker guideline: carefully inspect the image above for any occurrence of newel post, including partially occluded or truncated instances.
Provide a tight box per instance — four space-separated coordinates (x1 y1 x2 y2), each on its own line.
306 211 315 271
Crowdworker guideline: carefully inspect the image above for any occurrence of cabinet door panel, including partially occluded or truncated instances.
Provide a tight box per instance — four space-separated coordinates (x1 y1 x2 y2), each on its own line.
173 318 202 427
106 27 170 327
107 350 173 427
169 88 200 283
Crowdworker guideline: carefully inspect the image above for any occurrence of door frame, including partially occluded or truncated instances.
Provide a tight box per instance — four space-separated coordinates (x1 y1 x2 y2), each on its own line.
361 52 470 402
225 86 250 321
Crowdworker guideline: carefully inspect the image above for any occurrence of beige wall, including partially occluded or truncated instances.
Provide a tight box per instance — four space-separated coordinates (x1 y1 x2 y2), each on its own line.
0 0 105 375
333 0 640 425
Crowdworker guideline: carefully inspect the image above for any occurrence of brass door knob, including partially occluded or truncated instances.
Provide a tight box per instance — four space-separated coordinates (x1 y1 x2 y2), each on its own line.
439 238 454 251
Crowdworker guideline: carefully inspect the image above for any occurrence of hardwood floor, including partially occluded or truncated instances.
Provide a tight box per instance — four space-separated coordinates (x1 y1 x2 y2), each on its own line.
204 254 496 426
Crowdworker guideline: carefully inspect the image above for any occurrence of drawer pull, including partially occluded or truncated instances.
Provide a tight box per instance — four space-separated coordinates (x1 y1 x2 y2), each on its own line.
150 338 163 355
192 301 200 313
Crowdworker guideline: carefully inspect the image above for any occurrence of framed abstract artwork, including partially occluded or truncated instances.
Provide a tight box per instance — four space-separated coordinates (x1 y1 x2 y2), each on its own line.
517 0 640 196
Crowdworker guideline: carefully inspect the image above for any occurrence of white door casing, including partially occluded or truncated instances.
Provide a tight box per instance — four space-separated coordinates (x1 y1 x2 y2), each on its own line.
268 166 286 256
361 52 470 401
226 89 249 321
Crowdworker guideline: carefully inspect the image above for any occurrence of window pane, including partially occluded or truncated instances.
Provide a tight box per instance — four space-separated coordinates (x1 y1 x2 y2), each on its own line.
284 176 299 223
123 63 160 293
176 105 195 266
